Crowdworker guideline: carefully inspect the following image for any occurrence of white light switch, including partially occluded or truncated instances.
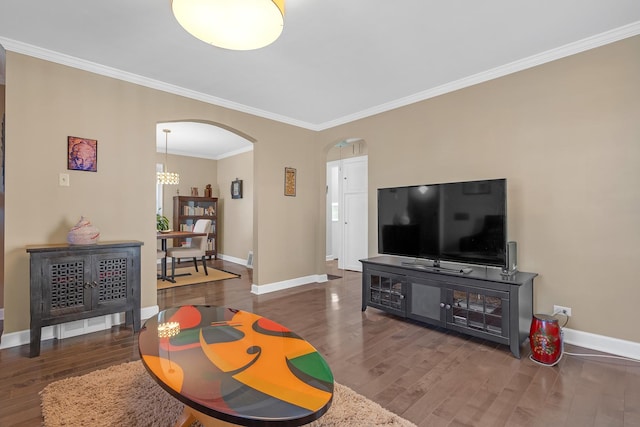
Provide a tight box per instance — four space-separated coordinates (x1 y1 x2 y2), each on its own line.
59 173 70 186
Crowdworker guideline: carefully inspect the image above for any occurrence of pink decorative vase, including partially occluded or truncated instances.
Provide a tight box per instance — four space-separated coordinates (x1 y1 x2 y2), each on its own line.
67 216 100 245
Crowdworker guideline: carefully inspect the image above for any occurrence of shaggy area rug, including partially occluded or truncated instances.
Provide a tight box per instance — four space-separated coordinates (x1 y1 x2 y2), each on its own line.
41 361 416 427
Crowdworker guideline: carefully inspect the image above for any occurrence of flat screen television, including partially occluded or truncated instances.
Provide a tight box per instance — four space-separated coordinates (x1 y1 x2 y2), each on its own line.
378 178 507 268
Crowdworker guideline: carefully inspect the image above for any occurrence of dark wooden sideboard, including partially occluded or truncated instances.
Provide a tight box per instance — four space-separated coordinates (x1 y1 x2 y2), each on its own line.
26 240 143 357
361 256 537 358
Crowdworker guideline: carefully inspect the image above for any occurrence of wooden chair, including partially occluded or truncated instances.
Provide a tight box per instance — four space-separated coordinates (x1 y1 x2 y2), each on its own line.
167 219 211 280
156 249 166 280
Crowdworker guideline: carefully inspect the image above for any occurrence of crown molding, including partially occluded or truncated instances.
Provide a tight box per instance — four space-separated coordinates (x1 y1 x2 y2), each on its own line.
315 21 640 130
0 36 316 130
2 21 639 132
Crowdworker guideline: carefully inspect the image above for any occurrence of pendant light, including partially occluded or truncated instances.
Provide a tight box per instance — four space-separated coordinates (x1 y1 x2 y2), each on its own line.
171 0 285 51
157 129 180 185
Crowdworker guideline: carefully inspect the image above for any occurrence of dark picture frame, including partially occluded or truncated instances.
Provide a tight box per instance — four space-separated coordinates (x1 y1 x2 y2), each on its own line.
284 167 296 197
67 136 98 172
231 178 243 199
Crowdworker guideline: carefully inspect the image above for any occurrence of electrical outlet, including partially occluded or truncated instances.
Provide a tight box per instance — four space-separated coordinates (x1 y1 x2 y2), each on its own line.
59 173 70 187
553 305 571 316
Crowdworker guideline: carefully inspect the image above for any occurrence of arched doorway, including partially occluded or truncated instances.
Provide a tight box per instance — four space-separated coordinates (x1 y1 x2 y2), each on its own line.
156 120 254 266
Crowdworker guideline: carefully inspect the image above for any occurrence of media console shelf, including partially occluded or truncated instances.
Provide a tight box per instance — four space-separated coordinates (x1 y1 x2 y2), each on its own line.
361 256 537 358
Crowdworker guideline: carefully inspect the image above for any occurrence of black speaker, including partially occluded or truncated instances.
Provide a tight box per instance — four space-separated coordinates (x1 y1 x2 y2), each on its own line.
502 241 518 275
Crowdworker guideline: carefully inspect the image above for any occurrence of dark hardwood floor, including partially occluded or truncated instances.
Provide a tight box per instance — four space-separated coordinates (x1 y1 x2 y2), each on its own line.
1 259 639 426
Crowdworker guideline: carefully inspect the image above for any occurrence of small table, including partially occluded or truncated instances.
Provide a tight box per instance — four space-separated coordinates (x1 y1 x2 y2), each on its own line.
157 231 207 283
139 305 334 426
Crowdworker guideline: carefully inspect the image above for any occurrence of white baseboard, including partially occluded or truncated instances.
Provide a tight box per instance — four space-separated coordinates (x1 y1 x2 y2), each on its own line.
0 305 159 350
251 274 329 295
218 253 248 267
563 327 640 360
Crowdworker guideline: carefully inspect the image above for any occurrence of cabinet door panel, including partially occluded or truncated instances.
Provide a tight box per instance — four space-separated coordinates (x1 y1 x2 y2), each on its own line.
93 251 130 306
43 256 90 316
448 286 509 341
365 269 405 316
407 277 446 327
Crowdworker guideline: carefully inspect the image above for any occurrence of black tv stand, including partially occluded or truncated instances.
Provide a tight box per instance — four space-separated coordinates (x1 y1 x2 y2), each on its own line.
361 256 537 358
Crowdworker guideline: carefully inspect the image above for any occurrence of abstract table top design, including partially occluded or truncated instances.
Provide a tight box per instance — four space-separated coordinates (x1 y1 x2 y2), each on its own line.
138 305 334 426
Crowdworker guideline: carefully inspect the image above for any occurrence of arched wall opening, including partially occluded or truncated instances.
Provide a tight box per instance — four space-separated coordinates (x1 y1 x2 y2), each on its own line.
155 119 255 268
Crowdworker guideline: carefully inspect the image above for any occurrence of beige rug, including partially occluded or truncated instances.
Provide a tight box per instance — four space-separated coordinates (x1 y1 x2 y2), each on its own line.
40 361 416 427
157 266 240 290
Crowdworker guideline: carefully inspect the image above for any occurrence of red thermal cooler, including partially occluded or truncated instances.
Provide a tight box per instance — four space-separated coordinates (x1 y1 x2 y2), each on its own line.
529 314 562 366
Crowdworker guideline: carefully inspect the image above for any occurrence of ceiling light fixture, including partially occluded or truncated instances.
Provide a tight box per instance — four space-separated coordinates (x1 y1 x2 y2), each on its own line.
157 129 180 185
171 0 285 51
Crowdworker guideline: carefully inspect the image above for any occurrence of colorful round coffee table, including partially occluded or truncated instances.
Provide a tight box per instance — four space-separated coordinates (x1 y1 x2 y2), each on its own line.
138 305 334 426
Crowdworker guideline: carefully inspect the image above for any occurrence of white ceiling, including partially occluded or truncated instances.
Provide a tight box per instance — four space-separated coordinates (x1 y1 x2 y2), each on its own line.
1 1 640 157
156 121 253 160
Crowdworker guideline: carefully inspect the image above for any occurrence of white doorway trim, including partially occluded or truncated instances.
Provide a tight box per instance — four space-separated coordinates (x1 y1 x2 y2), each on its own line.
326 156 368 271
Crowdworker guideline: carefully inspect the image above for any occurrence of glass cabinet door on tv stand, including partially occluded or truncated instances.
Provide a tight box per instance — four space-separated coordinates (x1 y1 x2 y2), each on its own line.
363 268 406 317
446 287 510 343
173 196 218 259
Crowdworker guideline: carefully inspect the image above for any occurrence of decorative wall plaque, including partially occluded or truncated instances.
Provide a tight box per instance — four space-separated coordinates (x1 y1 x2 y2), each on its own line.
284 167 296 197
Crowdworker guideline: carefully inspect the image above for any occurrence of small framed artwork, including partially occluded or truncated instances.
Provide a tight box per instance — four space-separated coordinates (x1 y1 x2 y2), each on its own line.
68 136 98 172
284 167 296 197
231 178 243 199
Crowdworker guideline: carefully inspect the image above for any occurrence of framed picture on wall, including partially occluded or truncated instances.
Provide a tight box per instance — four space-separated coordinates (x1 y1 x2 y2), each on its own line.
284 167 296 196
67 136 98 172
231 178 243 199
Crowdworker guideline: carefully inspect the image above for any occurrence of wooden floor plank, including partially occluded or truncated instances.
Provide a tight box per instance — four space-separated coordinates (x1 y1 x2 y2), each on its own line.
1 259 639 427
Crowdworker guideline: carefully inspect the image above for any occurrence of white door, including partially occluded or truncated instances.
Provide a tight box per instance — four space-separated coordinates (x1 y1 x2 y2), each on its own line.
340 156 368 271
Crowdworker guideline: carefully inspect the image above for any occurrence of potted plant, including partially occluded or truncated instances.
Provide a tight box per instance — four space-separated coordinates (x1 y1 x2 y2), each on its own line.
156 212 170 231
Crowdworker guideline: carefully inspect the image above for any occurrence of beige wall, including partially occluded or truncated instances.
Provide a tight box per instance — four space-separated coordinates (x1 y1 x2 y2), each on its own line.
318 36 640 342
217 150 254 261
253 126 324 283
3 35 639 345
0 83 5 309
3 52 321 333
